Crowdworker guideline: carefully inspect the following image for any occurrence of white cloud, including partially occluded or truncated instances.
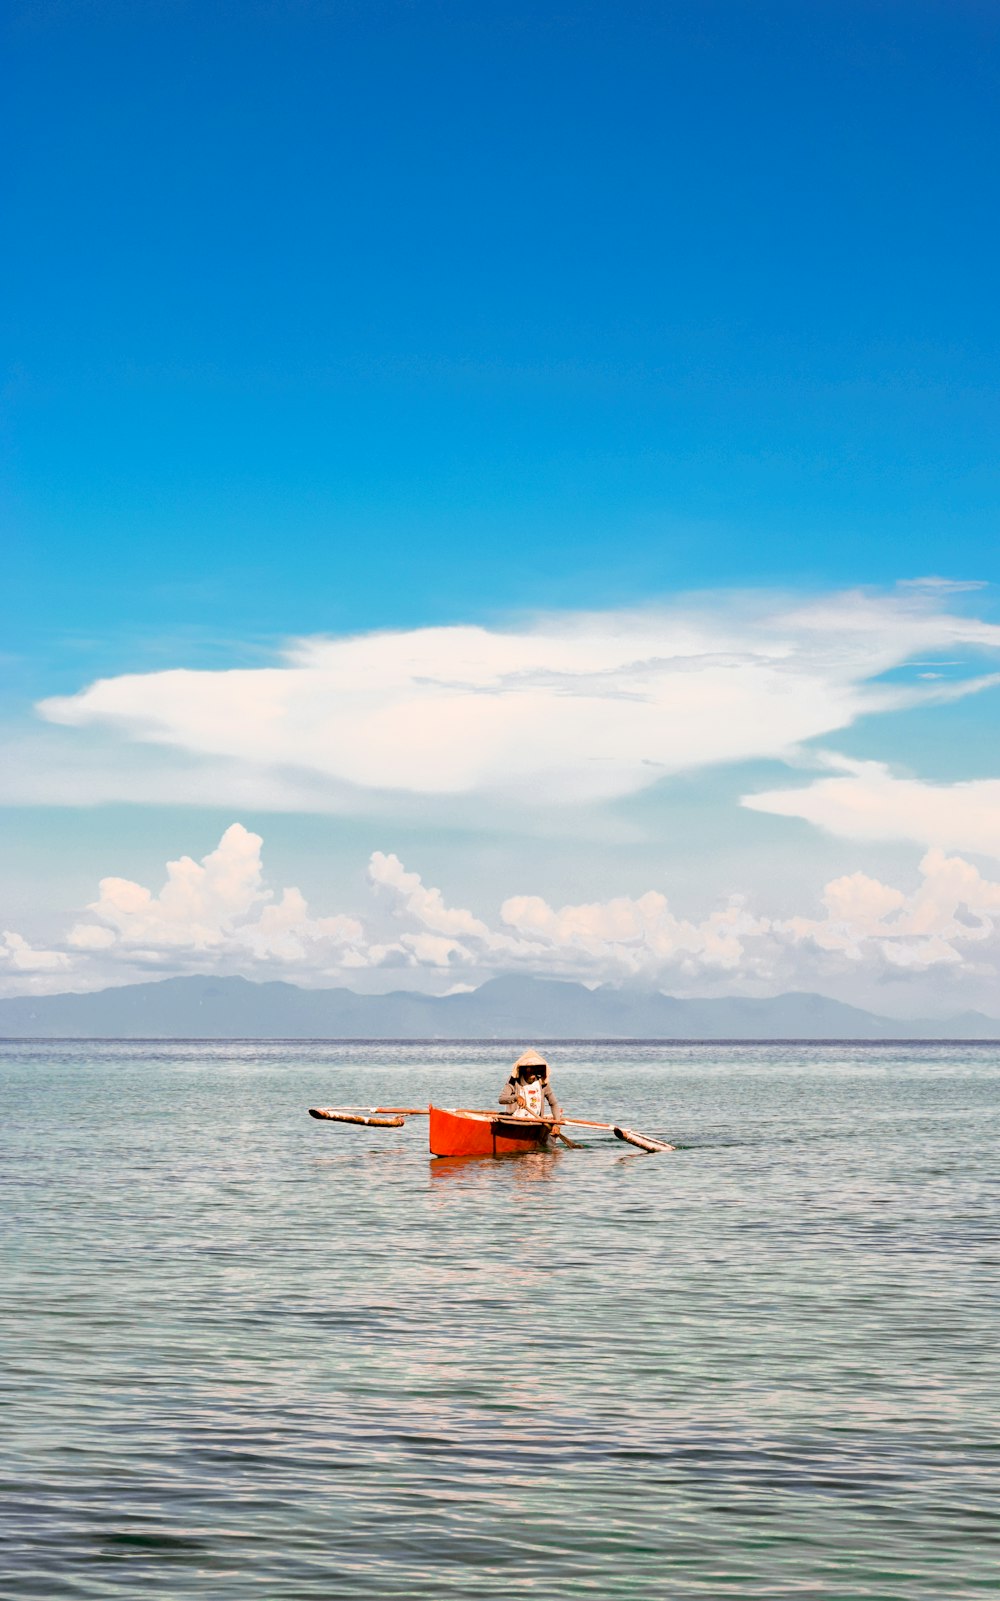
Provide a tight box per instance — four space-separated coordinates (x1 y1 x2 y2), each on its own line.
743 756 1000 859
368 850 495 940
8 824 1000 1006
0 930 73 992
24 585 1000 810
493 849 1000 985
780 850 1000 970
498 888 769 980
64 823 366 978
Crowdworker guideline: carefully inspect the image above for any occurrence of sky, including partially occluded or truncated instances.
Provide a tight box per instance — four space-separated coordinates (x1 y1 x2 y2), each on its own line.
3 0 1000 1016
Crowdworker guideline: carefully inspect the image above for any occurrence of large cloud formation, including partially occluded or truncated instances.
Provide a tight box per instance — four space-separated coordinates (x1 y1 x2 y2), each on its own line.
7 822 1000 1003
25 586 1000 809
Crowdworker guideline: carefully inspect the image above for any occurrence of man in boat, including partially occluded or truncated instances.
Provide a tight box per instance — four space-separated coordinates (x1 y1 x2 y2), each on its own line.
499 1049 564 1129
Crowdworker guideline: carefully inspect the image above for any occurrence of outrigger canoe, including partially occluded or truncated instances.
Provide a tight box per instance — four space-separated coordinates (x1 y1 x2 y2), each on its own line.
308 1104 673 1155
429 1105 550 1158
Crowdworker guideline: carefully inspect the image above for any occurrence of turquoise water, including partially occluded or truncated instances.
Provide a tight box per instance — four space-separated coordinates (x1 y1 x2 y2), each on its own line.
2 1039 999 1599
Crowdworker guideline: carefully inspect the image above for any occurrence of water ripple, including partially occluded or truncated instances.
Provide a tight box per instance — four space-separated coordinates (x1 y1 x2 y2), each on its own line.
2 1040 999 1597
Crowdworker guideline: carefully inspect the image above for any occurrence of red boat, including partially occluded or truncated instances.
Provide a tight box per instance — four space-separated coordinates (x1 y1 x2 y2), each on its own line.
428 1105 550 1158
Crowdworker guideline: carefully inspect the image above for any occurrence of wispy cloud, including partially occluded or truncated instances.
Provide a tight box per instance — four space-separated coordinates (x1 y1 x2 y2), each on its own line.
743 756 1000 858
896 577 989 593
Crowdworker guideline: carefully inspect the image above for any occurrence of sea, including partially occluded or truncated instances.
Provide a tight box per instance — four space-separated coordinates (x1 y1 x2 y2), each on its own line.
2 1039 998 1599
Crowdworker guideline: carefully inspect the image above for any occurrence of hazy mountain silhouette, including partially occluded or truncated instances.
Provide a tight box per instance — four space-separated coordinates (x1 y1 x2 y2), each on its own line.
1 973 997 1039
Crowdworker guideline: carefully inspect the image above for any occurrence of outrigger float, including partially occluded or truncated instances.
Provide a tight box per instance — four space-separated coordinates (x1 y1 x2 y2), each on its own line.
308 1103 674 1156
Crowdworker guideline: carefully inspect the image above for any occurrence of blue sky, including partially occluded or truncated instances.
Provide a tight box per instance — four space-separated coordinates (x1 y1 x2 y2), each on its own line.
4 0 1000 1013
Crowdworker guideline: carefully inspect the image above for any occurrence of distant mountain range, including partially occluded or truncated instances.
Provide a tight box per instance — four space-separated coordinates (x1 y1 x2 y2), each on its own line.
1 973 998 1039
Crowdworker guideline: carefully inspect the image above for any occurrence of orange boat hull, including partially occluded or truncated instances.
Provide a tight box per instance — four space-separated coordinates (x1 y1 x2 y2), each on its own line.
428 1105 550 1158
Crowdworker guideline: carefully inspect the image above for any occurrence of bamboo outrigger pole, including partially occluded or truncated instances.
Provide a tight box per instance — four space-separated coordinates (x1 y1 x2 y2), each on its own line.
308 1109 407 1127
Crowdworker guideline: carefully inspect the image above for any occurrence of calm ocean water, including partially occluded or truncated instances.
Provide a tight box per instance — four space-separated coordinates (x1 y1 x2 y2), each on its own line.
2 1039 998 1599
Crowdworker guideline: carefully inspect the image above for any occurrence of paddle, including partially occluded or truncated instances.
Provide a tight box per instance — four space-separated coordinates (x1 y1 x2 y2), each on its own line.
534 1115 673 1153
550 1127 584 1149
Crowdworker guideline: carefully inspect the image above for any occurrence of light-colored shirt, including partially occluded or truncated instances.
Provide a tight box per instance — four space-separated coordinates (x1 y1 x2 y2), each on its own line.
518 1079 543 1117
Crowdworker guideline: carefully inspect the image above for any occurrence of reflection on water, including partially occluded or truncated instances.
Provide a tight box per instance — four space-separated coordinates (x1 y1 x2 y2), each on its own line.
2 1039 999 1599
429 1149 562 1186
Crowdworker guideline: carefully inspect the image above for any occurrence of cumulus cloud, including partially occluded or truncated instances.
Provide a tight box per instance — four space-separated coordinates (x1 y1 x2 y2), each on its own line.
99 827 1000 987
498 888 770 981
0 931 73 994
368 851 495 941
491 851 1000 986
743 756 1000 859
8 824 1000 1004
24 585 1000 810
64 824 366 978
780 850 1000 971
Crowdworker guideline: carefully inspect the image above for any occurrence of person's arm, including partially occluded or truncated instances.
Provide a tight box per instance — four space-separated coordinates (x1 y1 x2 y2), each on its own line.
499 1079 519 1109
544 1083 564 1121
